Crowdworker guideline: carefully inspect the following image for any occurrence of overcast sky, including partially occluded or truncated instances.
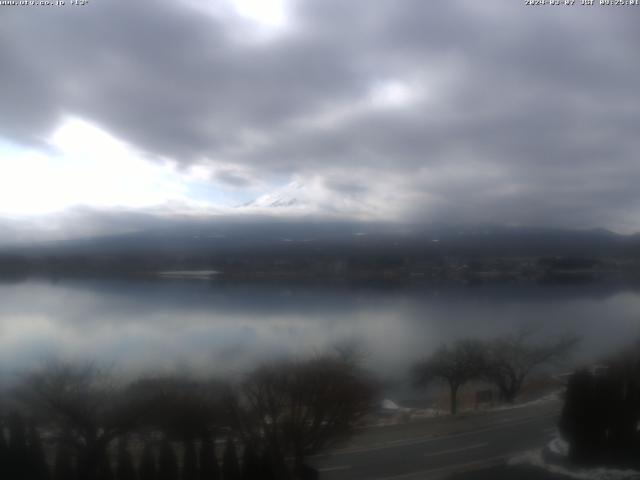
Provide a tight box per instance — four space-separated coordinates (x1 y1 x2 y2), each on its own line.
1 0 639 242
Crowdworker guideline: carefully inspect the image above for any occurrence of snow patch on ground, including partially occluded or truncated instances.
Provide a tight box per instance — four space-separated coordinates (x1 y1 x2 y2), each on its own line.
549 437 570 457
490 391 562 412
381 398 400 410
368 391 560 427
510 440 640 480
409 407 447 419
369 403 446 427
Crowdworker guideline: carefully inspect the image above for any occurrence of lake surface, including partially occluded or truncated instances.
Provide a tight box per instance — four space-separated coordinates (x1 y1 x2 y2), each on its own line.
0 278 639 384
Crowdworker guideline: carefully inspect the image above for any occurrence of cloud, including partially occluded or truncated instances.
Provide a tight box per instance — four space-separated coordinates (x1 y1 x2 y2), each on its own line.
1 0 640 233
213 169 257 188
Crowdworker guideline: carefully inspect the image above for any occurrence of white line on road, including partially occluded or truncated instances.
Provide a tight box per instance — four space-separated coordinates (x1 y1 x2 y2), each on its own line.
319 413 555 457
317 465 352 472
374 451 526 480
423 442 487 458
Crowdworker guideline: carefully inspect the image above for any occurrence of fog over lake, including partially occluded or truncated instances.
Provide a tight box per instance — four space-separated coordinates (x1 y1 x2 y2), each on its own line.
1 279 638 384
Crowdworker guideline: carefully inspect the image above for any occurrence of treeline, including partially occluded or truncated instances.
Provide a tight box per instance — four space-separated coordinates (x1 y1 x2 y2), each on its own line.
0 353 378 480
0 250 623 283
0 253 196 278
0 418 289 480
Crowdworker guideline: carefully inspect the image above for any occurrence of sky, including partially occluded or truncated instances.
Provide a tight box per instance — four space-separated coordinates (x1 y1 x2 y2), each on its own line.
1 0 640 242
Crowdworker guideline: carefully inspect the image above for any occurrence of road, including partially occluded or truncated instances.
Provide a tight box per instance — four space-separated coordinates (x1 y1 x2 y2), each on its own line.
311 400 561 480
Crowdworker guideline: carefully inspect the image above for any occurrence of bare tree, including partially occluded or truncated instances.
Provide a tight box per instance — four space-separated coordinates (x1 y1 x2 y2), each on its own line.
198 433 220 480
115 437 136 480
0 420 7 479
125 376 228 440
138 442 157 480
222 438 240 480
158 437 178 480
182 438 198 480
483 330 579 403
28 421 49 480
7 412 29 479
232 354 378 471
19 363 149 479
53 439 75 480
412 339 486 415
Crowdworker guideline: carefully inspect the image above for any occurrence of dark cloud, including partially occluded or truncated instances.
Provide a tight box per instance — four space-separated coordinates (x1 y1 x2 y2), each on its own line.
1 0 640 231
214 169 255 188
324 178 369 196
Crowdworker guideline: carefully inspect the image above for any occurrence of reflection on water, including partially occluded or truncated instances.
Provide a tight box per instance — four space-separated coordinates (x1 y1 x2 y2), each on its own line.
0 278 639 381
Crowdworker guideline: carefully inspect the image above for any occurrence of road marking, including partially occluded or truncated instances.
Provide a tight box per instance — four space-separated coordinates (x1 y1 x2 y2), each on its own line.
317 413 556 457
317 465 352 472
374 452 520 480
424 442 487 458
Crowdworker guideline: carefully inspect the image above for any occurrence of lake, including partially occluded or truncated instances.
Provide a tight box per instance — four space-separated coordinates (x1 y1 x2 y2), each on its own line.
0 278 638 387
